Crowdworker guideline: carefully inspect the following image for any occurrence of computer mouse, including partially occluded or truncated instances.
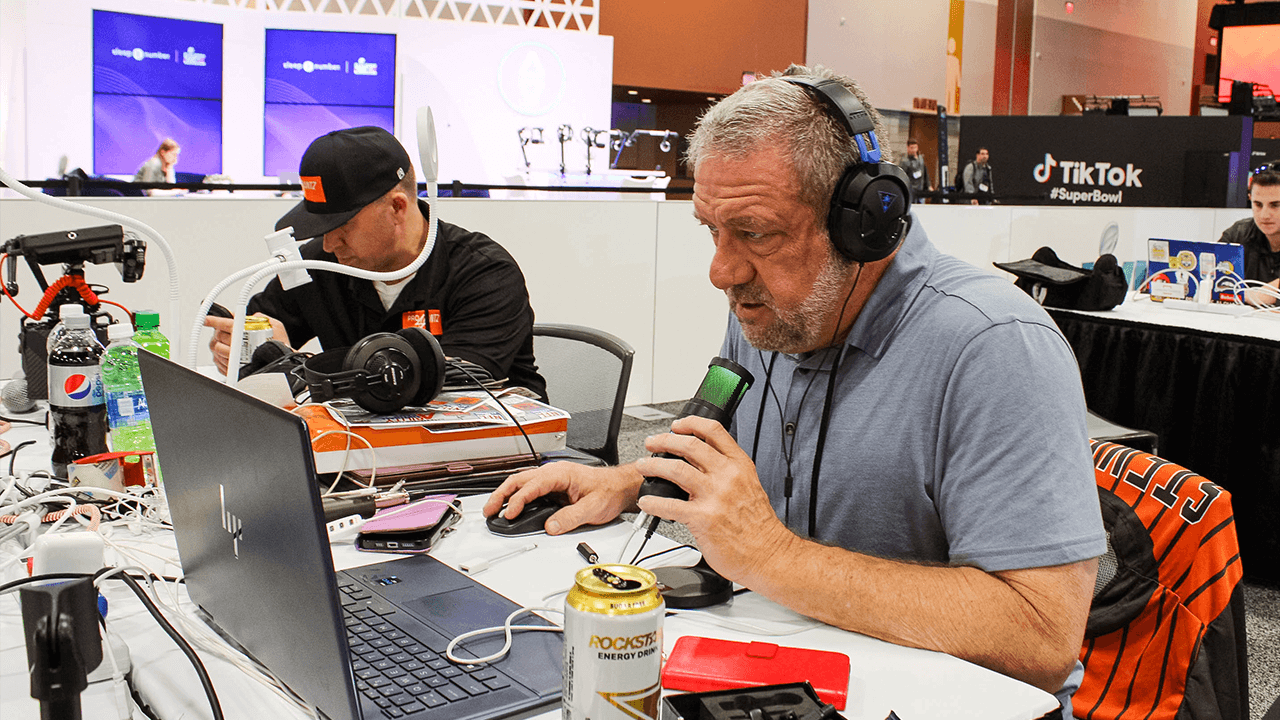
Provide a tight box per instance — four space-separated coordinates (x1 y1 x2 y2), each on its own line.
486 495 566 537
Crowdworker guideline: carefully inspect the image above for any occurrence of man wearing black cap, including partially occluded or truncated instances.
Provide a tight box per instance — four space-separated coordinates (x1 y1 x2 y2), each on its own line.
205 126 547 400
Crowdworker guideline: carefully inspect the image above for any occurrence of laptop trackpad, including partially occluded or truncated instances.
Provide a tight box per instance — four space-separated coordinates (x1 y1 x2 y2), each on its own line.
406 588 563 695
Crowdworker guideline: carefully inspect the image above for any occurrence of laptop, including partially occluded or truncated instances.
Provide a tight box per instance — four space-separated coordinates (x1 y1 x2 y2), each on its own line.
140 353 563 720
1145 238 1247 303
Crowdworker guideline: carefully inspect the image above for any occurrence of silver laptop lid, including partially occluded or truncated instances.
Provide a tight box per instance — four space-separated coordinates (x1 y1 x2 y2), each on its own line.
141 353 361 720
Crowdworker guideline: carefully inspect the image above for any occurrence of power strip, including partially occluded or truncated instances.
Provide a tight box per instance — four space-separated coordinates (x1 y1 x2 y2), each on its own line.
1159 299 1273 317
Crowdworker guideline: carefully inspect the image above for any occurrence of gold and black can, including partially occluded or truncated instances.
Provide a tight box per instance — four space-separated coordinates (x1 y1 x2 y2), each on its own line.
240 316 273 368
563 564 664 720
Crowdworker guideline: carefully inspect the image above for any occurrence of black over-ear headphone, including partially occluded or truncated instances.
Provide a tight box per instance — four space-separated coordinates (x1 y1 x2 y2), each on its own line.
783 76 912 263
295 327 446 414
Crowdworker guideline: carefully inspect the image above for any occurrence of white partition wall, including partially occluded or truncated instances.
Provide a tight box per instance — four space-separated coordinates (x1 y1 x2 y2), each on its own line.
1 197 1252 404
0 0 612 184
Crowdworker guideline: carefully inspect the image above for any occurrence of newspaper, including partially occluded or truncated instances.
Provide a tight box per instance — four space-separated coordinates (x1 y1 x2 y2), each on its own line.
319 389 570 432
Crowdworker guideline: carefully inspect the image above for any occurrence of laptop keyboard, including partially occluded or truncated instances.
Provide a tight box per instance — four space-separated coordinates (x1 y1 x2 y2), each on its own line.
339 580 513 718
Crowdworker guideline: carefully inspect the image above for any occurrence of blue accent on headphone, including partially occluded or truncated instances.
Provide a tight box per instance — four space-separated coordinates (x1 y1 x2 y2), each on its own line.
855 133 882 164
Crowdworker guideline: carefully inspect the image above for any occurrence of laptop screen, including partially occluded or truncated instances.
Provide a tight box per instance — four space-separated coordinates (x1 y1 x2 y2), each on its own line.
141 353 361 720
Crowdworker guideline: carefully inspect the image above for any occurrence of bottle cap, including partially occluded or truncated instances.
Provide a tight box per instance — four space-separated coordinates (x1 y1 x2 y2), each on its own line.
135 310 160 329
65 314 91 329
107 323 135 341
59 304 87 319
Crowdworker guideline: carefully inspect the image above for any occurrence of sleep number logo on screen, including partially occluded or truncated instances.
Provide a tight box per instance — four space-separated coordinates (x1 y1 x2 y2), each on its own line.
282 59 342 73
111 46 171 62
281 57 378 75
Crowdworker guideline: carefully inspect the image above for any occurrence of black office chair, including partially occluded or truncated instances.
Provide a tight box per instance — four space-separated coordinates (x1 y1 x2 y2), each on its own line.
532 323 634 466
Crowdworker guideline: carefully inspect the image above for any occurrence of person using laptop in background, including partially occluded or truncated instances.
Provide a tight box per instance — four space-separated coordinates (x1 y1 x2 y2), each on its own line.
1218 162 1280 306
485 65 1104 715
204 126 547 401
133 138 184 197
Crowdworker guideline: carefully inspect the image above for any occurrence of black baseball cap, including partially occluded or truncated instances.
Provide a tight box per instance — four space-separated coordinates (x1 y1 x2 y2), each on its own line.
276 126 413 240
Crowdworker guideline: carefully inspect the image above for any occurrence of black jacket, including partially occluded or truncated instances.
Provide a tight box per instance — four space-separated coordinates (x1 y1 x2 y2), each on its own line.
249 202 546 400
1218 216 1280 282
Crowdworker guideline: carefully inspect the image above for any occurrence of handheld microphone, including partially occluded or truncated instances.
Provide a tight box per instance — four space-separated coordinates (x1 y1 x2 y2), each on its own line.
637 357 755 504
2 369 36 414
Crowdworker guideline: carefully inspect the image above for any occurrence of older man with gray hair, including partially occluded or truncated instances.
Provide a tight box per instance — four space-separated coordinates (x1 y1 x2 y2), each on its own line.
486 64 1104 714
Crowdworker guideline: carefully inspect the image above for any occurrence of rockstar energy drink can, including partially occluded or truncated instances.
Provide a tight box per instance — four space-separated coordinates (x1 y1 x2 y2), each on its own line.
563 564 664 720
240 316 273 369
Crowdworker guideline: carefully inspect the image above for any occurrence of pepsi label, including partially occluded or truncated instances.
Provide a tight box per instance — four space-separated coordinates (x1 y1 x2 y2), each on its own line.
48 364 105 407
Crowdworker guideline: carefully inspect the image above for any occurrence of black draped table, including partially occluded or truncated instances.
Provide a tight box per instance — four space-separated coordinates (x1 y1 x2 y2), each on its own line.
1047 300 1280 586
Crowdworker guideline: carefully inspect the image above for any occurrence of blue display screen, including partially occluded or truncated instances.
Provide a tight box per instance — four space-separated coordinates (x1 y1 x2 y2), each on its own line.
93 10 223 100
263 104 394 178
263 29 395 175
264 29 396 107
92 10 223 175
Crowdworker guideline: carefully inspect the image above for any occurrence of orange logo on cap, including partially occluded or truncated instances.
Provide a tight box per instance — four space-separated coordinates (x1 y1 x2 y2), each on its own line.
300 176 327 203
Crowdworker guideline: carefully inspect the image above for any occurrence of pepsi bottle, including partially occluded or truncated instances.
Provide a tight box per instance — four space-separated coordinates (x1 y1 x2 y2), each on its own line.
48 313 108 479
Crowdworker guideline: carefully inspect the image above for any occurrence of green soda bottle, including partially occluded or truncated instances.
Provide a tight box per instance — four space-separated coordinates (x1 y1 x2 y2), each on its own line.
133 310 170 359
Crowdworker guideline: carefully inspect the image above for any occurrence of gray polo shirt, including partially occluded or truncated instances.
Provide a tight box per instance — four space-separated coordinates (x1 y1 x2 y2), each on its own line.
721 217 1104 710
722 216 1103 566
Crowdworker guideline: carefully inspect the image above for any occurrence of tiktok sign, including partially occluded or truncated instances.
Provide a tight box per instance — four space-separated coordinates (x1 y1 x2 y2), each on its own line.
958 115 1253 207
1034 153 1144 205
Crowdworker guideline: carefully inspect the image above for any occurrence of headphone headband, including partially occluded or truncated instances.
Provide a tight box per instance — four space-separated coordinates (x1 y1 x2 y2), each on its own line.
294 328 445 414
781 75 910 263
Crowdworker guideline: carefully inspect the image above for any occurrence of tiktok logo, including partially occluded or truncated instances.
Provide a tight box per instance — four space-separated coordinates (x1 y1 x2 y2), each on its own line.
1034 153 1058 183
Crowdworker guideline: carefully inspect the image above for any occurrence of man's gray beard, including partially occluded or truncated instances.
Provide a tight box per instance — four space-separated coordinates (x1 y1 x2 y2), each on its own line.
728 251 854 353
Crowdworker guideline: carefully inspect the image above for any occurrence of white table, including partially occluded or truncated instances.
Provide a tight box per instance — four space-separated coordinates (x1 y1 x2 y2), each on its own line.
1 413 1060 720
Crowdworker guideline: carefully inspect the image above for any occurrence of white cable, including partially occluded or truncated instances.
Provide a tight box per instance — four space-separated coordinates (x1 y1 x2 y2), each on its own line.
459 542 537 574
310 429 376 493
445 606 563 665
0 164 183 360
614 512 647 563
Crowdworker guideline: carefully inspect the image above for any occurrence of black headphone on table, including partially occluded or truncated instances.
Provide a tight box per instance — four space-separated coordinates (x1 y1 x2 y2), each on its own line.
293 327 446 414
783 76 912 263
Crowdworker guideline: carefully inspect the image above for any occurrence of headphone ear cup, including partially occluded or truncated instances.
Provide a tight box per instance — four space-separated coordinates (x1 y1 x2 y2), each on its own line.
828 162 912 263
343 332 420 414
395 327 446 406
297 347 349 403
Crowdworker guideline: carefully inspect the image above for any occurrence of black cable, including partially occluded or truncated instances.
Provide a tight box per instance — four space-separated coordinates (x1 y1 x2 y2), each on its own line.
0 571 91 595
629 531 656 566
1 414 47 425
114 572 224 720
449 360 540 463
4 439 37 474
635 543 699 566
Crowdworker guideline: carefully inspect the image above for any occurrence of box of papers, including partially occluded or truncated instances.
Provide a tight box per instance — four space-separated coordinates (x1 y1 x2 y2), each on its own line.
297 391 568 474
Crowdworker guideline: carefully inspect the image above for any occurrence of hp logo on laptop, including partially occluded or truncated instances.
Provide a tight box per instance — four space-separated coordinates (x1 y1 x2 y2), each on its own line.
220 484 244 559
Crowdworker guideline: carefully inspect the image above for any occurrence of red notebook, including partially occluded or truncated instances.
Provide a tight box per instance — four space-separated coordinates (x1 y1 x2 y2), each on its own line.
661 636 851 710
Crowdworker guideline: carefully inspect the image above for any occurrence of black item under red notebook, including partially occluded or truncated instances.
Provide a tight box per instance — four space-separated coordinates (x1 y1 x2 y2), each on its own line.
661 636 852 710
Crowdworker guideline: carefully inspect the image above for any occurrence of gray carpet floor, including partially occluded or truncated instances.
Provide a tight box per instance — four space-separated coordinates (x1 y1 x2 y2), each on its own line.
617 402 1280 717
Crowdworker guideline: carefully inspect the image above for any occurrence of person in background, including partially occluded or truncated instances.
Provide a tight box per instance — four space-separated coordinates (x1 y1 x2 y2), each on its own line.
203 126 546 401
901 139 932 202
962 146 993 205
486 64 1103 715
133 139 180 196
1218 162 1280 306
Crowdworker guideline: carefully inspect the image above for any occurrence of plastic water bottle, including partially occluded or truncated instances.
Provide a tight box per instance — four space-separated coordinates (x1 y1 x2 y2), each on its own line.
48 313 108 479
46 303 88 354
100 323 160 481
133 310 170 358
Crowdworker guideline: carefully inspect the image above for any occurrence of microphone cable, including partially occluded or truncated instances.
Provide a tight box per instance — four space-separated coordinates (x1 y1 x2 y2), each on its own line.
447 360 541 464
